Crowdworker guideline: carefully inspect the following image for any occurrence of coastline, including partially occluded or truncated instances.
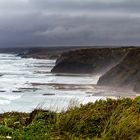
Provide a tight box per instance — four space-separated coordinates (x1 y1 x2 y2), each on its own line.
0 47 139 113
0 48 139 139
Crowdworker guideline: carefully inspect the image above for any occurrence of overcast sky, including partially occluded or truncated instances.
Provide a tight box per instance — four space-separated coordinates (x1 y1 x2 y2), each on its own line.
0 0 140 47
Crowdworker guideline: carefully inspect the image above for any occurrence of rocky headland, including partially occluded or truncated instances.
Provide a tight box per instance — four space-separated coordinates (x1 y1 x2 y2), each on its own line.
51 47 140 93
51 47 131 74
97 48 140 92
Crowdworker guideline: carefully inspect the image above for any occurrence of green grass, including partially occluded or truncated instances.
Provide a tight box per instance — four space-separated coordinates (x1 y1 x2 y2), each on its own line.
0 97 140 140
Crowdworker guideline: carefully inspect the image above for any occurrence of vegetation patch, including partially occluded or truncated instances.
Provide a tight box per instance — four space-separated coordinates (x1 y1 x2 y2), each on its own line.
0 97 140 140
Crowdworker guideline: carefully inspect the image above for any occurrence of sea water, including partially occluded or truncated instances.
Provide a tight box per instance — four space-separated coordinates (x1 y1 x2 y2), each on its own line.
0 53 135 113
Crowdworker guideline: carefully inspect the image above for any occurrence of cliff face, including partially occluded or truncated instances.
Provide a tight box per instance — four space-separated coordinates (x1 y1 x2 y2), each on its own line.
51 47 140 92
98 49 140 92
51 48 129 74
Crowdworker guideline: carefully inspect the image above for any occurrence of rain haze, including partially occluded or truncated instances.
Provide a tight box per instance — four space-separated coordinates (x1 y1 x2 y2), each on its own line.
0 0 140 47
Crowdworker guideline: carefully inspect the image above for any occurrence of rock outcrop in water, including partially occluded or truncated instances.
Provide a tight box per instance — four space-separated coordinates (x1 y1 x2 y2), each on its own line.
51 48 129 74
97 48 140 92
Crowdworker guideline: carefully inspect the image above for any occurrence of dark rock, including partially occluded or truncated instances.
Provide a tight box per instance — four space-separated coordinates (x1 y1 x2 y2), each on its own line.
12 90 23 93
0 90 6 92
43 93 55 96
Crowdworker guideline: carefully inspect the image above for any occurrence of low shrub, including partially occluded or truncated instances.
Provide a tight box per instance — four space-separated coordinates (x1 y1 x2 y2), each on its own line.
0 97 139 140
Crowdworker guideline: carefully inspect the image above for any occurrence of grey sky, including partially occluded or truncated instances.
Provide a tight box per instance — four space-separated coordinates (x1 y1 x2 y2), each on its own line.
0 0 140 47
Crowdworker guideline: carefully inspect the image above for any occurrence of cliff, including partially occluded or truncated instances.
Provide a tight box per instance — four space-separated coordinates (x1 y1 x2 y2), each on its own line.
98 48 140 92
51 47 129 74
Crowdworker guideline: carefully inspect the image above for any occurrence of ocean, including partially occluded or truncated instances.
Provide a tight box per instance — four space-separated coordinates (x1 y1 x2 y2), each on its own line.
0 53 135 113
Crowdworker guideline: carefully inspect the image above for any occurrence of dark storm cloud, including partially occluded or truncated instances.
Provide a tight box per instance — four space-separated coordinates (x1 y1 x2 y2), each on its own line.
0 0 140 47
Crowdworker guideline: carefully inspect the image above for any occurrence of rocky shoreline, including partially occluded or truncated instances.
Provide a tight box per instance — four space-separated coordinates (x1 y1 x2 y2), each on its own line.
51 47 140 93
0 46 139 94
9 46 139 94
0 47 139 139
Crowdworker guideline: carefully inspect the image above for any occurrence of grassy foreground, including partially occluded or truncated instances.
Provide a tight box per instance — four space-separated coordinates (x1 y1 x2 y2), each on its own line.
0 97 140 140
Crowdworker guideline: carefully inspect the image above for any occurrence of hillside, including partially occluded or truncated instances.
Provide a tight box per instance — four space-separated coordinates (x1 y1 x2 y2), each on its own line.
51 47 130 74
